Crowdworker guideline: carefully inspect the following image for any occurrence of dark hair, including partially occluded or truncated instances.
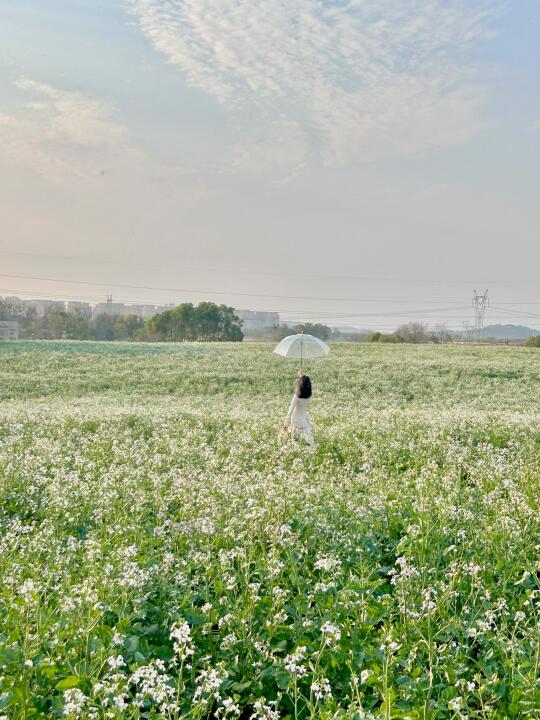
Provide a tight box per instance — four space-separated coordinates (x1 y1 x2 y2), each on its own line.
296 374 312 399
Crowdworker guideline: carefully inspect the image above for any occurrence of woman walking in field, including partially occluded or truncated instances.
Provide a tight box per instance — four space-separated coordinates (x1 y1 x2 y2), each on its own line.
282 372 315 448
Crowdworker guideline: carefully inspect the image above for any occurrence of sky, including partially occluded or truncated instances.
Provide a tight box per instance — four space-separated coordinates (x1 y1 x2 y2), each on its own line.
1 0 539 331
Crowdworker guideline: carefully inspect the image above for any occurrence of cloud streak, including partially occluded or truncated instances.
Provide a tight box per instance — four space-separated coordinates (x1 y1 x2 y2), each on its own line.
0 79 129 180
130 0 501 166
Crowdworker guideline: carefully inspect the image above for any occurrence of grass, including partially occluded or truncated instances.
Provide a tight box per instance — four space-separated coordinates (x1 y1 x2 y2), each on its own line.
0 341 539 719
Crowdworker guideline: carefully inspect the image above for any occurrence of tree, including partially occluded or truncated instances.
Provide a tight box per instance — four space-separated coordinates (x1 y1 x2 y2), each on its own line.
367 332 381 343
92 314 117 341
367 331 403 343
196 302 221 341
379 333 403 343
433 323 452 344
0 298 36 337
68 312 91 340
293 323 331 340
113 314 144 340
216 304 243 341
141 302 243 342
395 322 429 344
525 335 540 347
143 310 174 341
171 303 196 341
272 323 332 341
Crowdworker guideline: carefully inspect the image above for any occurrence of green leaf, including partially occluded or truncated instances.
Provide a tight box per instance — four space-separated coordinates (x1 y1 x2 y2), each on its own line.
184 611 205 626
396 675 412 685
124 636 140 653
0 647 19 665
276 669 290 689
230 681 251 692
0 692 12 710
55 676 80 690
141 623 159 636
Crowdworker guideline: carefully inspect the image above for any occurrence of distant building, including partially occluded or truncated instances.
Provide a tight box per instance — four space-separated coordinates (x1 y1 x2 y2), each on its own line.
93 296 128 318
25 299 64 317
66 301 92 318
235 309 280 332
129 304 159 319
155 304 176 314
0 321 19 340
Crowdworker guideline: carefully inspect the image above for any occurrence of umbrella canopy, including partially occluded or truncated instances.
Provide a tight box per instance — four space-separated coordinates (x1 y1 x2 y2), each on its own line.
273 333 330 368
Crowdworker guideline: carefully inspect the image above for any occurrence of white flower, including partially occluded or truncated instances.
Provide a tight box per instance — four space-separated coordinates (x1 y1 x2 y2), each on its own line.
107 654 126 670
221 697 241 716
220 633 238 651
19 579 38 602
284 646 307 676
129 661 175 707
314 555 341 572
320 621 341 645
311 677 332 700
63 689 88 717
194 667 228 701
250 699 279 720
170 620 195 661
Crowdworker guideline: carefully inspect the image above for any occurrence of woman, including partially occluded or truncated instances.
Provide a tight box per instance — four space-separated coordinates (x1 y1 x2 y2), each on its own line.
282 372 314 447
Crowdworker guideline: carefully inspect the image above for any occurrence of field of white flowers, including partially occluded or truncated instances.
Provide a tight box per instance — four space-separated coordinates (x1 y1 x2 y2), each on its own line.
1 340 539 719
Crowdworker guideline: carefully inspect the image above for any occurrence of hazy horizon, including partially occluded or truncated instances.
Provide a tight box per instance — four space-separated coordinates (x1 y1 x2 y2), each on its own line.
1 1 539 331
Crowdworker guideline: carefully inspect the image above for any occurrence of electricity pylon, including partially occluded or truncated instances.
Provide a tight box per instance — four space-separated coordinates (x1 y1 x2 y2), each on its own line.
472 289 489 342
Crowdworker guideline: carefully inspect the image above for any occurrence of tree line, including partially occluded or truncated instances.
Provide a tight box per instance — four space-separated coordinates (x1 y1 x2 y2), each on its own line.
367 322 454 344
0 299 243 342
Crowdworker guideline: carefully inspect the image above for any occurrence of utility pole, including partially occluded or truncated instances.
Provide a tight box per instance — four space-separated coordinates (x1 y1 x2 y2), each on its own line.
472 289 489 342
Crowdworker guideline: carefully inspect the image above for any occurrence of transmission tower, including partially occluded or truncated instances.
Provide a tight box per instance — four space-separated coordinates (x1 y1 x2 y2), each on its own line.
472 289 489 342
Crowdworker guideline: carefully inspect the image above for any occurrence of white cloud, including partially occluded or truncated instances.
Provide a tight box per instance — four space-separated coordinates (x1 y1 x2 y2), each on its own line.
0 78 129 180
130 0 501 166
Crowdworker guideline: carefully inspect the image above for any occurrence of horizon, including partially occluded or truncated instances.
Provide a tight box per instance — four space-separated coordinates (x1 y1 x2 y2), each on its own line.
2 290 539 335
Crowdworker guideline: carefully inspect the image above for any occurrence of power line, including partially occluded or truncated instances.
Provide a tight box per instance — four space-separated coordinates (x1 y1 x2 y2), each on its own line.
2 249 540 286
1 282 537 321
0 288 470 320
490 304 540 319
0 272 493 305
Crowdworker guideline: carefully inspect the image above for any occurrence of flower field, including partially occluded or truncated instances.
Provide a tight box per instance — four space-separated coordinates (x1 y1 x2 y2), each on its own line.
1 340 539 719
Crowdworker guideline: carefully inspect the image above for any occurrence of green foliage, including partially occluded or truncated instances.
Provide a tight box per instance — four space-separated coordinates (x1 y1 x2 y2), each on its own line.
142 302 243 342
367 332 403 343
0 343 539 718
0 300 242 343
0 298 36 332
269 323 333 342
525 335 540 347
366 331 382 342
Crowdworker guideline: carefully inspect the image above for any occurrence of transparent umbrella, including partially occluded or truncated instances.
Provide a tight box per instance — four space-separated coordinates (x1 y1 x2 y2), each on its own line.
273 332 330 371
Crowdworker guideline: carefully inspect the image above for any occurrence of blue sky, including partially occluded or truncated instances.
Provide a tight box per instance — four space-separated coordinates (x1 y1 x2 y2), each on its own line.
1 0 539 330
